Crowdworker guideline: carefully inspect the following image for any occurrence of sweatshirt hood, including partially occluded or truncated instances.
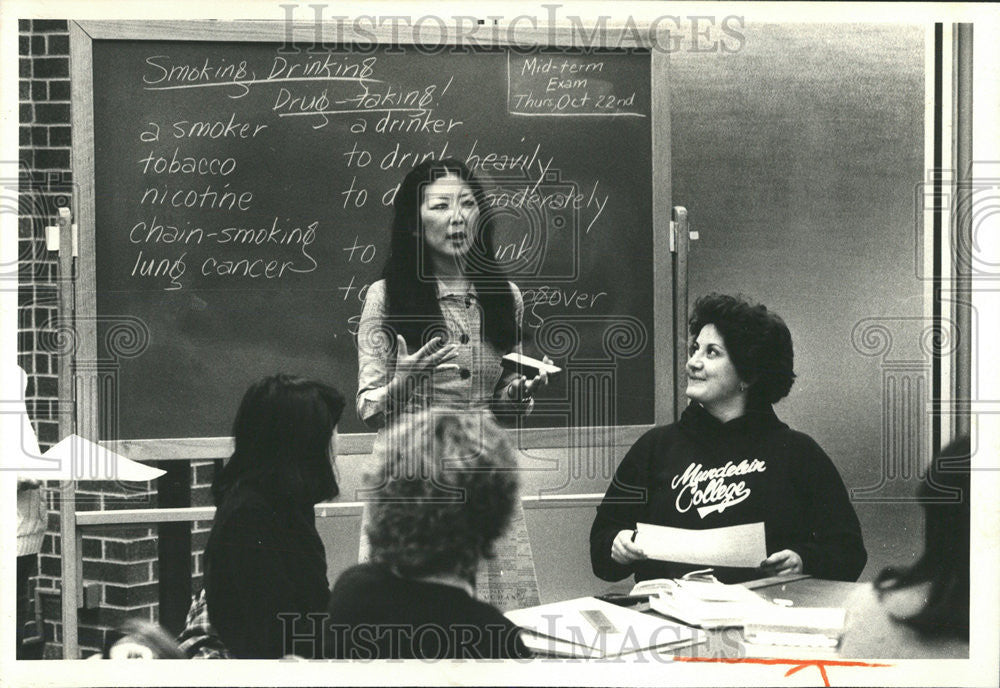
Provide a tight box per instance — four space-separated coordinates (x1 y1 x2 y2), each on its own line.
677 398 788 441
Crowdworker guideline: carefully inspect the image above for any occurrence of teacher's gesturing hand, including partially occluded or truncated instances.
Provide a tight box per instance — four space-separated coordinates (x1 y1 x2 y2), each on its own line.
388 335 459 401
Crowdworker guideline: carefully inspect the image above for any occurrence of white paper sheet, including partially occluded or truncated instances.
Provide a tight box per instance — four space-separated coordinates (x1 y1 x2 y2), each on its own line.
3 365 165 482
506 596 703 657
17 434 166 482
633 521 767 568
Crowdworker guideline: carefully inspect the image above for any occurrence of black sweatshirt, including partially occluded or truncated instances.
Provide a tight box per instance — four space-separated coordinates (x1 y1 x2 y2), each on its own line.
324 563 531 659
590 402 867 584
204 480 330 658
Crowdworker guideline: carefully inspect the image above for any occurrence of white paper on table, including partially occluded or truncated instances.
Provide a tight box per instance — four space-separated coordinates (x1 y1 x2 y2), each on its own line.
506 597 703 657
633 521 767 568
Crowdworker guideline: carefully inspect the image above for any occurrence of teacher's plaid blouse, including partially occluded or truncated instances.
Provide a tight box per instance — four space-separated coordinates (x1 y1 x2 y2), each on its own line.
355 278 531 426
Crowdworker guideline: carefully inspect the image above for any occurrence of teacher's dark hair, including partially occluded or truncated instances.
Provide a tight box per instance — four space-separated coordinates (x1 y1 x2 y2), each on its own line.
212 374 345 506
874 436 970 640
381 158 517 351
689 293 796 404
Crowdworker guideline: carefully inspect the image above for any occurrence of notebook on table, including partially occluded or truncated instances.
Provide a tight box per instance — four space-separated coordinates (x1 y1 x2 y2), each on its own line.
741 606 847 655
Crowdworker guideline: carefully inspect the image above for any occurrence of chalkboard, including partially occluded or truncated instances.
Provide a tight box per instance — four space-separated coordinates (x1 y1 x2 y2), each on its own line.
75 24 669 439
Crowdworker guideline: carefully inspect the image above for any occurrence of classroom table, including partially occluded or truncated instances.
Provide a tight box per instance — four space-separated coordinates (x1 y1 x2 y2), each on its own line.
745 575 862 609
599 574 864 660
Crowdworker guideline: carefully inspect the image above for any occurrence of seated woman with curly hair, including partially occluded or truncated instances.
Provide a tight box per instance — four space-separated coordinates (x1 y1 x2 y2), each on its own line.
324 410 531 659
590 293 867 584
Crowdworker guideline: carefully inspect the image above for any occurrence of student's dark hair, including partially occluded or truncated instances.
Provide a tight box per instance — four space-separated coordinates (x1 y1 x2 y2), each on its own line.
366 410 519 581
688 293 796 404
381 158 517 352
212 374 345 506
874 436 970 640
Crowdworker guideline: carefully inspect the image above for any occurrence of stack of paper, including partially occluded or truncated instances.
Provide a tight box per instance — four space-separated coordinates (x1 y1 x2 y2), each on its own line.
742 606 846 650
646 579 775 629
505 597 704 658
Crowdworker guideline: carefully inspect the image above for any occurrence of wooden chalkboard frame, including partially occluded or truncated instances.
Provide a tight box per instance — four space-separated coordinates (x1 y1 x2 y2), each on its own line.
69 19 674 457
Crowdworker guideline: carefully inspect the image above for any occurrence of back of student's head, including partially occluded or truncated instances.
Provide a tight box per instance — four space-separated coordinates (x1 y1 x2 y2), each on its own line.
213 374 345 506
366 410 519 581
876 435 970 639
104 619 185 659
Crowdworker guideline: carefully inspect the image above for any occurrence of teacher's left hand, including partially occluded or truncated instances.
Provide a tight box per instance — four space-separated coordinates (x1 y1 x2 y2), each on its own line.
510 356 554 400
760 549 803 576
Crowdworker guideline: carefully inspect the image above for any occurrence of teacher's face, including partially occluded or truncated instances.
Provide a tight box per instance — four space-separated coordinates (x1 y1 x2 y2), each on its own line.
419 174 479 262
685 324 746 407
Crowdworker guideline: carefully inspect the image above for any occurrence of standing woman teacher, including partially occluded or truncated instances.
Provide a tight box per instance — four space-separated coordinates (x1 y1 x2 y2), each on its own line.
355 157 550 608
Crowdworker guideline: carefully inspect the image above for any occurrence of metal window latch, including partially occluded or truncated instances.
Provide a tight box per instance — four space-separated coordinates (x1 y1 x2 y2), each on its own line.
668 221 699 253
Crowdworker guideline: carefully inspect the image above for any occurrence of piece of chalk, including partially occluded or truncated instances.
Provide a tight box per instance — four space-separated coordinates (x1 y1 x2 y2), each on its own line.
772 598 794 607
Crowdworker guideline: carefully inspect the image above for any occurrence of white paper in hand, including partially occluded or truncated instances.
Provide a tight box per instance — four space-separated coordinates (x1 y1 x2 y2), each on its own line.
634 521 767 568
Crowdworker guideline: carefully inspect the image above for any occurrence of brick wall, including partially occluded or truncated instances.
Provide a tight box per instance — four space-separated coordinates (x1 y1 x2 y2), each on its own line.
17 18 69 452
190 461 217 594
19 17 72 658
17 19 207 658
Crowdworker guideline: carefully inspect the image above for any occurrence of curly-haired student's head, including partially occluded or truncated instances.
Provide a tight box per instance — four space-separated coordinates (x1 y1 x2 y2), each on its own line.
366 410 519 582
212 374 345 506
688 293 796 405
